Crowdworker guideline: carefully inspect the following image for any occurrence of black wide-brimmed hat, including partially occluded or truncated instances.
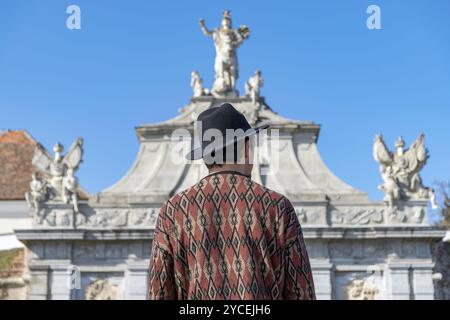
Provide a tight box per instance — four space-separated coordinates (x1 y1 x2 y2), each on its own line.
186 103 269 161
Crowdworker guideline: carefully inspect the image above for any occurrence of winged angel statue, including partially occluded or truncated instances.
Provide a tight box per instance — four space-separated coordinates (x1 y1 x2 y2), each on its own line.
25 139 83 213
373 134 437 209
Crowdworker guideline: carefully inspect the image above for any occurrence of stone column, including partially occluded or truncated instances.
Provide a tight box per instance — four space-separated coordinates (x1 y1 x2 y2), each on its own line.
388 262 412 300
123 257 149 300
388 260 436 300
310 260 333 300
49 261 72 300
412 262 435 300
28 264 49 300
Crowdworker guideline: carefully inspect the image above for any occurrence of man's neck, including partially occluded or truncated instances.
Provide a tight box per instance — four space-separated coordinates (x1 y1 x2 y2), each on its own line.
208 164 250 177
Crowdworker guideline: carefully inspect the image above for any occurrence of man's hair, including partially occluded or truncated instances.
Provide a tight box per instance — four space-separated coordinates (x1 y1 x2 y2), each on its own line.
204 137 248 170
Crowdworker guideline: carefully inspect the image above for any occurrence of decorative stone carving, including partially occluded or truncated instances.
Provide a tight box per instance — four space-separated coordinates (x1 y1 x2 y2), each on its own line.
108 210 128 227
388 206 425 224
245 70 264 105
373 134 437 209
25 173 48 213
199 10 250 97
26 139 83 213
54 210 72 226
88 209 129 228
190 71 208 97
129 209 159 227
31 206 160 229
331 207 384 225
75 211 87 227
32 207 74 227
296 208 307 223
31 203 429 229
346 278 379 300
85 279 118 300
295 207 322 225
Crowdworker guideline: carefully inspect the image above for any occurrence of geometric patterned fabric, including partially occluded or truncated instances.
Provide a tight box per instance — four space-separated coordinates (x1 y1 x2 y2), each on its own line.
148 171 316 300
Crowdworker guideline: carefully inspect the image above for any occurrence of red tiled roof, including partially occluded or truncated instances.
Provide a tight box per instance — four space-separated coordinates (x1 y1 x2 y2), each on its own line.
0 131 37 200
0 130 88 200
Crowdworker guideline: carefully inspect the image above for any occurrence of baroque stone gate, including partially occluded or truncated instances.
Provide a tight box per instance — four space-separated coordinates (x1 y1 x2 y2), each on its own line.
15 11 444 300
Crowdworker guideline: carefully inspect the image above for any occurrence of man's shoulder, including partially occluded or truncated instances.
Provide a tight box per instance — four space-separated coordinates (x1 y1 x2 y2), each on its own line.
163 183 200 208
247 178 293 207
249 182 298 226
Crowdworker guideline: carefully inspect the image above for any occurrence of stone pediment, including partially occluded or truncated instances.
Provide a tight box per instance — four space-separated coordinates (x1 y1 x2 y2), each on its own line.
94 95 368 206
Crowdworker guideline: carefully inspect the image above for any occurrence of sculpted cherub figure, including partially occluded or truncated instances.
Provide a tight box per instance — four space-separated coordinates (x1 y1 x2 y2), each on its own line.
191 71 207 97
25 173 49 213
245 70 264 105
63 167 80 212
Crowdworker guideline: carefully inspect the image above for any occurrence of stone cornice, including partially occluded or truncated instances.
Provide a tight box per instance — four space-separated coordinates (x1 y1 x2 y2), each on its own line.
15 226 444 242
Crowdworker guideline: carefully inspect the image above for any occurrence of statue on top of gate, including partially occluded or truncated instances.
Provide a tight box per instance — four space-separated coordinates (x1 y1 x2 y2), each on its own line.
373 133 437 209
199 10 250 98
26 139 83 213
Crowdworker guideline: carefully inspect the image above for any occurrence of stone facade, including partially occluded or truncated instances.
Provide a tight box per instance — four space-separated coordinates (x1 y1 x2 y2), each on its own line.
14 96 445 300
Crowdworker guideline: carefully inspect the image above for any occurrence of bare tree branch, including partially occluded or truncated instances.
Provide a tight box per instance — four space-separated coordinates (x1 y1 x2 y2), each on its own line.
434 180 450 228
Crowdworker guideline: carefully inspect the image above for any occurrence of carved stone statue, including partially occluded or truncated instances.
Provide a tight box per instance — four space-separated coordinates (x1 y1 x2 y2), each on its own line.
199 10 250 98
25 173 49 213
85 279 118 300
49 142 66 196
346 278 379 300
245 70 264 104
63 167 80 212
373 134 438 209
27 139 84 212
190 71 207 97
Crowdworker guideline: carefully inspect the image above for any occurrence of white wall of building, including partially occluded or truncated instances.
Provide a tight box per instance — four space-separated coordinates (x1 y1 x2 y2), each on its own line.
0 201 31 250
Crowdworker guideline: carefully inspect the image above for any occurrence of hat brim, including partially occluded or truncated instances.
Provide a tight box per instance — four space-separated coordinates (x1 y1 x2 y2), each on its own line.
185 123 270 161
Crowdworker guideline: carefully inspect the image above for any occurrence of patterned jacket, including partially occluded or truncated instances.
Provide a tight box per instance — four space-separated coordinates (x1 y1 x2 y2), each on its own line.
148 171 316 300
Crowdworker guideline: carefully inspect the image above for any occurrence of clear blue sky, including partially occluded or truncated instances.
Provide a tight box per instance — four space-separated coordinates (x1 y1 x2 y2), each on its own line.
1 1 449 209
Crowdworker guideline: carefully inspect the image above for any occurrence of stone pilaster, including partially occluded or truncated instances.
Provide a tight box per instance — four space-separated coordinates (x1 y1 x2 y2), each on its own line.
28 264 49 300
388 261 412 300
310 259 333 300
49 261 72 300
123 257 149 300
412 262 435 300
